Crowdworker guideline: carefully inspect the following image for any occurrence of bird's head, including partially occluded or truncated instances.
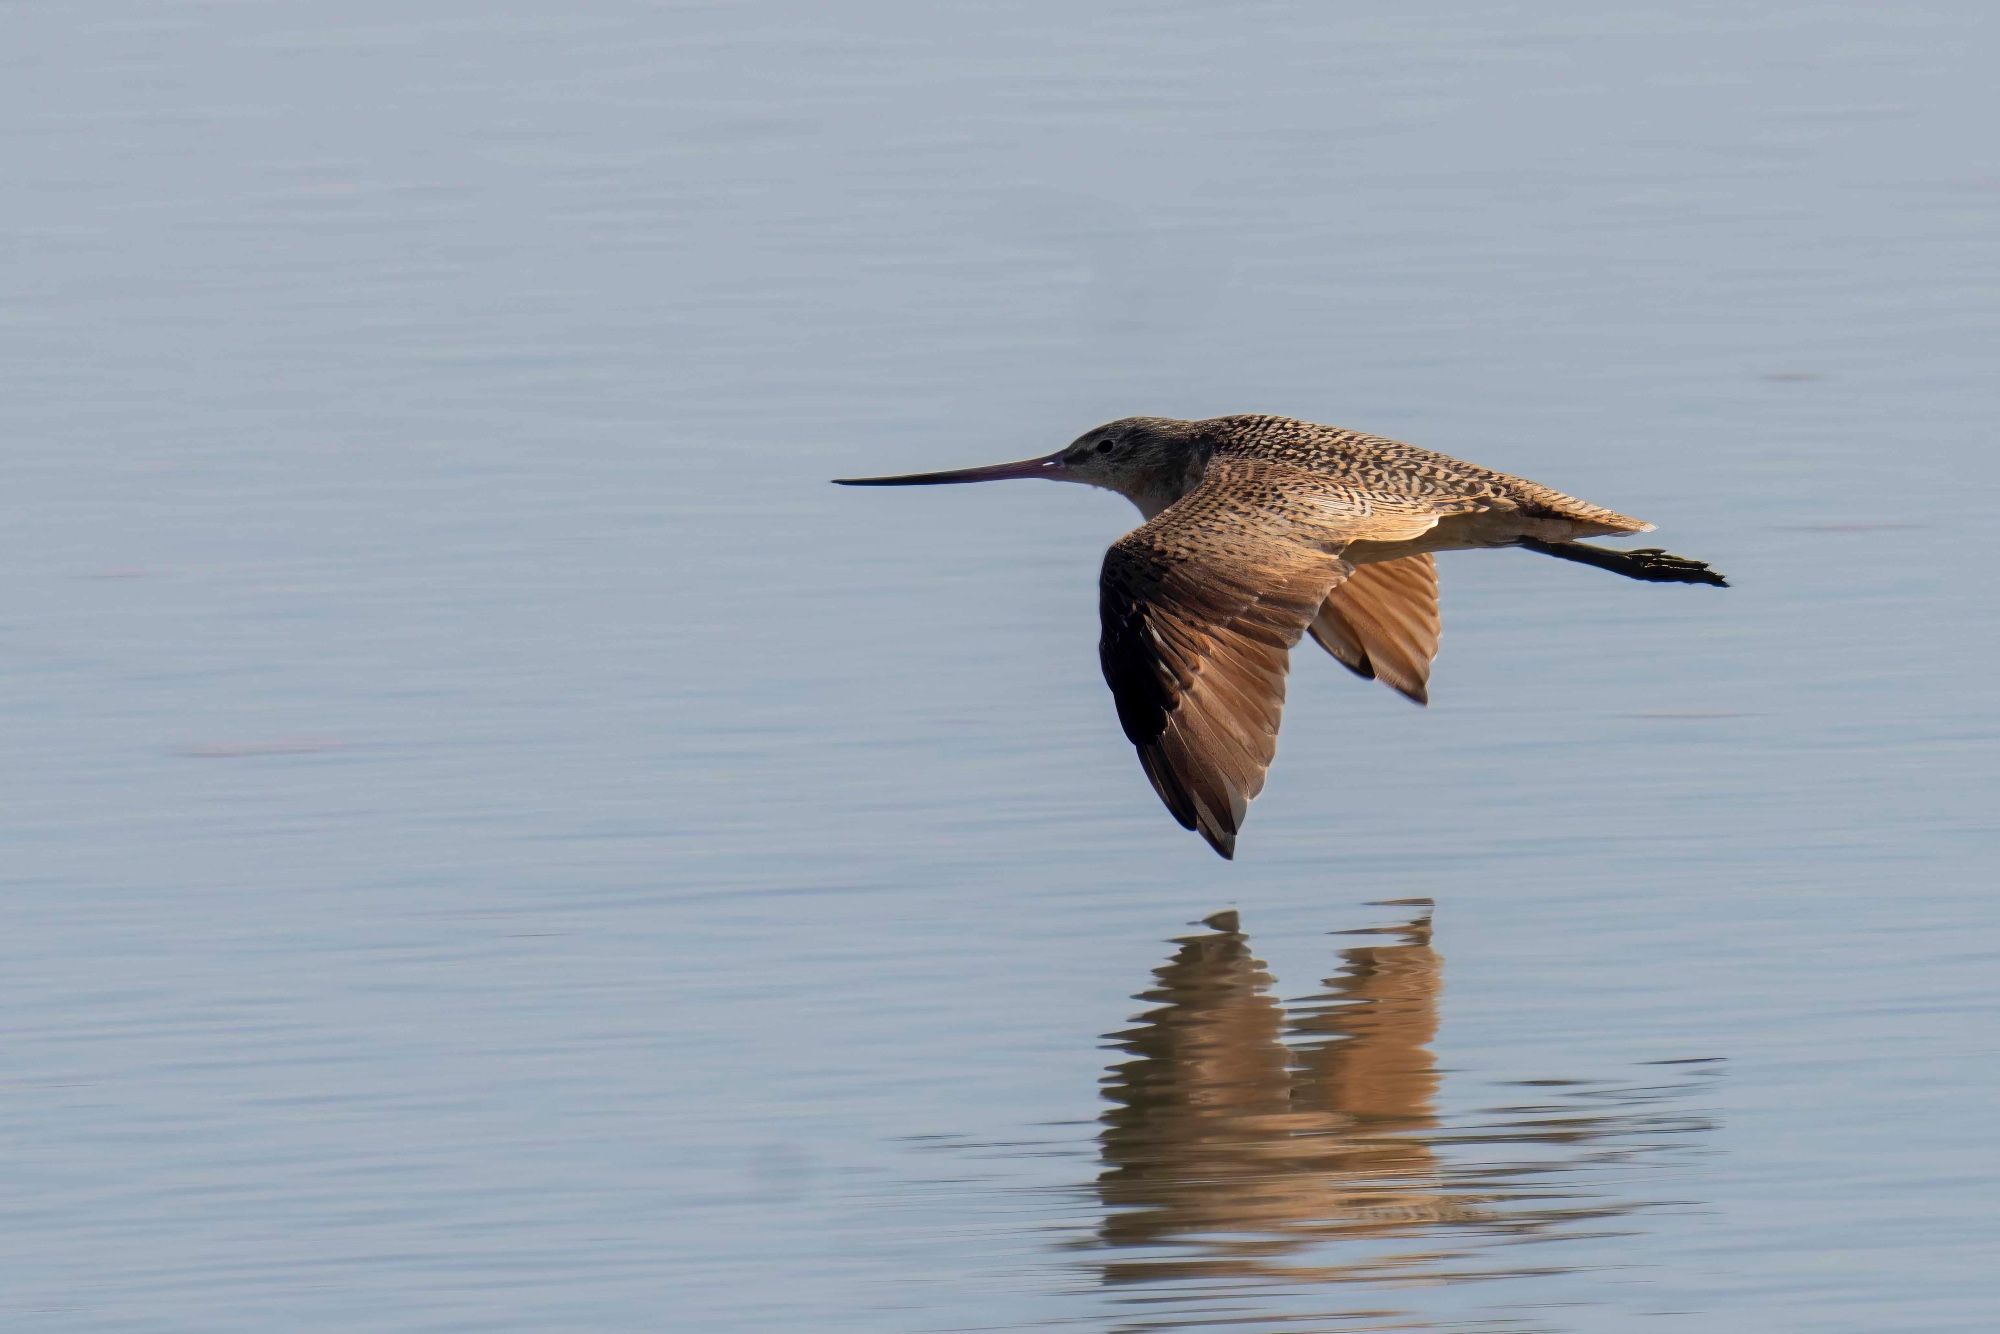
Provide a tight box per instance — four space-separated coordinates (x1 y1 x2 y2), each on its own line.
833 416 1205 517
1052 417 1207 516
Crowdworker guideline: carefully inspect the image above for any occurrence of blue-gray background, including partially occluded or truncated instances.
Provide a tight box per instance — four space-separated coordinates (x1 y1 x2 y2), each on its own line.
3 3 1996 1330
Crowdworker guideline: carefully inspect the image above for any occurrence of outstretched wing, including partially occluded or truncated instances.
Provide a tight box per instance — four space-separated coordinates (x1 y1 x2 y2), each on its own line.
1098 458 1437 858
1309 554 1442 706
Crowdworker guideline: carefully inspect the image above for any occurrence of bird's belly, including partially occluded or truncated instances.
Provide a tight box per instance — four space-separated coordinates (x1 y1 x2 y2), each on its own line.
1344 511 1608 564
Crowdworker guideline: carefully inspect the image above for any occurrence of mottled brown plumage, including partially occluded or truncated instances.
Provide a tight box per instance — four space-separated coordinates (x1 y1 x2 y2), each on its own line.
836 414 1725 858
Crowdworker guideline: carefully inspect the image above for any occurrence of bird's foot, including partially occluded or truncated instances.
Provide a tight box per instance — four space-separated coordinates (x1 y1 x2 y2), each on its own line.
1622 548 1729 586
1518 536 1730 586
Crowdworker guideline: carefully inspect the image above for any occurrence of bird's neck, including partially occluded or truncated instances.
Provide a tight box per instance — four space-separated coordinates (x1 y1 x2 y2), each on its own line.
1120 448 1212 520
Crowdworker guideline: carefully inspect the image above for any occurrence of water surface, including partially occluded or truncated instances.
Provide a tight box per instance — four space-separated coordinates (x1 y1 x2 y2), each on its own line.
2 2 1997 1330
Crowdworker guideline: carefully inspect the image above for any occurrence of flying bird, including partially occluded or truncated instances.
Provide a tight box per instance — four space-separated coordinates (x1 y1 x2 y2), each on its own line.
835 414 1725 858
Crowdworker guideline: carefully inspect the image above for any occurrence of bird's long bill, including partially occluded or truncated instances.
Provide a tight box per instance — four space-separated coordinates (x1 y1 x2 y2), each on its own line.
832 451 1068 487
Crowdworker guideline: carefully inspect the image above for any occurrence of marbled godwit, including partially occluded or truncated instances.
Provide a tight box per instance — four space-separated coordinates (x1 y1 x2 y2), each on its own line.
835 414 1725 858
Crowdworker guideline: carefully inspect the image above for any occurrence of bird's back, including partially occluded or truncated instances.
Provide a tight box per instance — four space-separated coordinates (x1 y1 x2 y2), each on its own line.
1203 414 1651 535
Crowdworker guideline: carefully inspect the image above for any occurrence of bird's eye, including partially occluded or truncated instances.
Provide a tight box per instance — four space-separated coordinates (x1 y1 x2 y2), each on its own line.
1094 440 1114 454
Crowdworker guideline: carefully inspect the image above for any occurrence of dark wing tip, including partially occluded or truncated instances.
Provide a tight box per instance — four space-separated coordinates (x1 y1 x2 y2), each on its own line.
1343 653 1380 683
1137 741 1244 858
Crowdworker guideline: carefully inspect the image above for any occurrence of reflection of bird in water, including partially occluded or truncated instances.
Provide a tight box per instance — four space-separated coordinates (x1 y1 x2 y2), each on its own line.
1093 906 1716 1310
1098 904 1470 1287
837 414 1725 857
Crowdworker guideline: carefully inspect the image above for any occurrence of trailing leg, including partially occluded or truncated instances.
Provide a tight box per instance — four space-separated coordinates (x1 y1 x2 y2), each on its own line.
1518 537 1727 586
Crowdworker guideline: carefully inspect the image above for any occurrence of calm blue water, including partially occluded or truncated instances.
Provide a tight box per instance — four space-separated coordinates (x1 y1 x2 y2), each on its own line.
3 2 1997 1330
